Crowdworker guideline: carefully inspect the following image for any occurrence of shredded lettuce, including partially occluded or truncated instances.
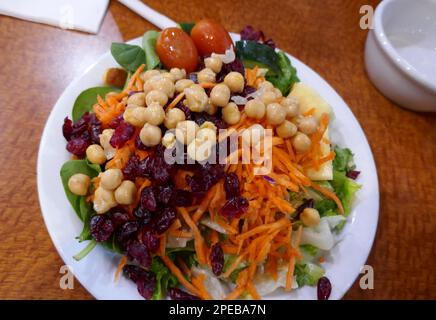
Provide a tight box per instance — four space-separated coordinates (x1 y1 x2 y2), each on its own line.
331 170 361 216
151 257 178 300
294 262 325 287
300 244 319 257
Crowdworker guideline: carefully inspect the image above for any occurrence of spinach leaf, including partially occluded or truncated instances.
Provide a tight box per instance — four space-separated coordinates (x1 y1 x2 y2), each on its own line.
76 197 93 242
178 22 195 34
60 160 101 221
111 43 146 72
73 239 97 261
266 51 299 96
72 86 120 121
151 257 178 300
100 235 123 254
142 30 161 70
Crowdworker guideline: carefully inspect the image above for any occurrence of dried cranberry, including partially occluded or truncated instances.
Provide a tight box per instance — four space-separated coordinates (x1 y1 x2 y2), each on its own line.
123 155 140 181
151 156 174 185
110 210 130 228
133 206 152 225
109 114 124 129
142 230 159 253
186 163 225 193
264 38 276 48
317 276 332 300
127 241 151 269
151 207 176 234
171 189 193 207
135 135 149 151
216 58 245 82
140 186 157 212
62 117 73 141
224 173 240 199
116 221 139 247
137 275 156 300
110 122 134 148
155 185 173 205
89 113 102 144
346 170 360 180
66 138 89 157
210 243 224 276
219 196 248 219
90 215 114 242
123 265 146 283
168 288 200 300
177 104 192 120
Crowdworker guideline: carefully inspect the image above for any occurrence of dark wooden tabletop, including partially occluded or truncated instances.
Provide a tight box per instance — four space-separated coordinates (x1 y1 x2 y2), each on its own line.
0 0 434 299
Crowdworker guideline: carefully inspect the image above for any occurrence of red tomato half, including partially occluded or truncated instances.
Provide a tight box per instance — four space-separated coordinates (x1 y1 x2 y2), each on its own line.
191 19 234 56
156 27 198 73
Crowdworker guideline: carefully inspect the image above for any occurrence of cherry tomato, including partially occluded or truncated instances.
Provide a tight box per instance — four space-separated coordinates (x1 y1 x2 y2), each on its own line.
156 27 198 73
191 19 234 56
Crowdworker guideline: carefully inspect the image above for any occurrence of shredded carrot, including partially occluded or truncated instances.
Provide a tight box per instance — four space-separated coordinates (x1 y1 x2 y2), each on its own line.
200 82 216 89
114 256 127 282
236 218 290 241
177 257 192 278
160 255 201 297
125 64 145 91
166 91 185 110
225 286 245 300
159 234 166 257
178 207 207 265
246 281 261 300
311 182 344 213
168 229 194 238
192 273 212 300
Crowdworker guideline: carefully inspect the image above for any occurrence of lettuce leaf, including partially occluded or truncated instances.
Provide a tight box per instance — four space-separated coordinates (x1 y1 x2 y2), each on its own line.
333 147 355 173
294 262 325 287
151 257 178 300
331 170 361 216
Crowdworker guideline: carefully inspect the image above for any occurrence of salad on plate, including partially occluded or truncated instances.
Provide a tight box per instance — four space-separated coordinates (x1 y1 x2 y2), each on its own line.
60 20 361 300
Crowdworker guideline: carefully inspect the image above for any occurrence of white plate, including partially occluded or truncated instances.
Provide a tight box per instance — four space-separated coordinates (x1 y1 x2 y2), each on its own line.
37 36 379 300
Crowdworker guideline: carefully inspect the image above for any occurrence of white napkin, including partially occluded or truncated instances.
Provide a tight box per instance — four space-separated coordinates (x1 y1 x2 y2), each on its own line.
0 0 109 34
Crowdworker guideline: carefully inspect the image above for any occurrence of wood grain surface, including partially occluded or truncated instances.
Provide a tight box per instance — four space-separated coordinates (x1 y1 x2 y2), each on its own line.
0 0 434 300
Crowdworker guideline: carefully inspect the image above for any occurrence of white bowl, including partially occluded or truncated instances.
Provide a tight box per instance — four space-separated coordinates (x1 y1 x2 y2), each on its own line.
365 0 436 112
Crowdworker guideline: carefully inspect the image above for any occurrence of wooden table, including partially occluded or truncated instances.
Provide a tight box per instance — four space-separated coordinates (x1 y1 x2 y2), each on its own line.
0 0 434 300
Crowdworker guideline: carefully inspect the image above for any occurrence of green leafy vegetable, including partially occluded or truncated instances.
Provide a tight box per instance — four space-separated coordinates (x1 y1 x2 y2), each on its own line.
72 86 120 121
151 257 178 300
178 22 195 34
100 235 123 254
331 170 361 216
236 40 280 75
73 240 97 261
333 147 355 173
76 197 93 242
300 244 319 257
315 199 337 216
111 43 146 72
60 160 101 221
142 31 160 70
266 51 299 96
294 262 325 287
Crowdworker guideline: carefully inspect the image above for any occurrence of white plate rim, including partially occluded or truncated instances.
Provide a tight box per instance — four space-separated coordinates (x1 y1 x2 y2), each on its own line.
37 36 379 300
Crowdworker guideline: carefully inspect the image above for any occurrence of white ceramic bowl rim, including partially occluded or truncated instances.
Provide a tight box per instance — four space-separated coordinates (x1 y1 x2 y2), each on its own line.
373 0 436 93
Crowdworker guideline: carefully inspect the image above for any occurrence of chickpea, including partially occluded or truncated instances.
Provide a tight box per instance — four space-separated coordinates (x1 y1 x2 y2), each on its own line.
114 180 137 205
197 68 216 84
141 69 160 82
170 68 186 81
204 57 222 73
144 103 165 126
140 123 162 147
210 83 231 107
292 132 312 152
276 120 297 138
184 84 208 112
244 99 266 119
175 120 199 145
273 88 283 99
281 96 300 119
149 76 175 98
300 208 321 227
127 92 146 107
258 81 274 92
196 128 216 142
224 72 244 93
100 168 123 190
162 131 176 149
222 102 241 125
123 106 148 127
99 129 116 159
164 107 186 129
146 90 168 107
175 79 194 93
266 103 286 125
93 187 117 214
187 138 213 162
161 72 175 82
204 101 218 115
200 121 217 132
86 144 106 165
298 116 318 135
68 173 90 196
261 91 278 105
143 81 154 95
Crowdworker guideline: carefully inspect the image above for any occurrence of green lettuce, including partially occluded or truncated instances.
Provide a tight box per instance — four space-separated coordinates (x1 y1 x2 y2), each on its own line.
151 257 178 300
266 51 299 96
331 170 361 216
294 262 325 287
333 147 355 173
